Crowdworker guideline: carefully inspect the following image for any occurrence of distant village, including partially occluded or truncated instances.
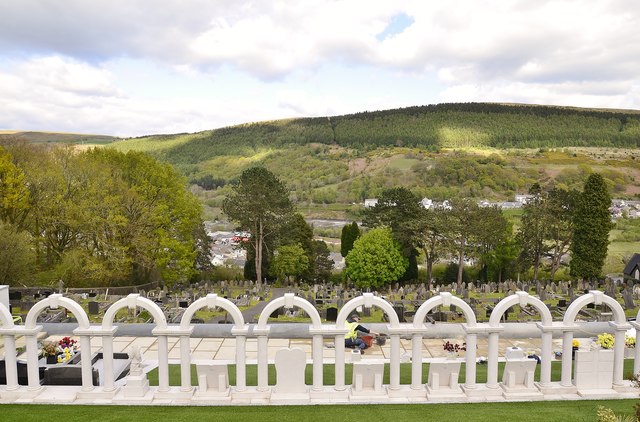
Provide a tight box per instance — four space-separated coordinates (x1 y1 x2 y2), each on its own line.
365 195 640 218
206 195 640 271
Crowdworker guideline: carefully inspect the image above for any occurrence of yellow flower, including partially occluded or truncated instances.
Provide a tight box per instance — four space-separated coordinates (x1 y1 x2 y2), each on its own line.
596 333 615 349
572 339 580 348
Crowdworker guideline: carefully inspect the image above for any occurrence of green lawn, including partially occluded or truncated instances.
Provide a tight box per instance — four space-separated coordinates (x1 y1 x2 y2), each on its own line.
146 359 638 386
0 400 636 421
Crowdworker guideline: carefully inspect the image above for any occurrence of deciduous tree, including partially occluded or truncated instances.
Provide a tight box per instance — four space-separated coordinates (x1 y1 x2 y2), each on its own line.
345 227 408 290
223 167 293 283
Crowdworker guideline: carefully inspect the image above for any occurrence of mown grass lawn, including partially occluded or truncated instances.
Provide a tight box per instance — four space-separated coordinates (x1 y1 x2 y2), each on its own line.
0 400 637 421
146 359 638 386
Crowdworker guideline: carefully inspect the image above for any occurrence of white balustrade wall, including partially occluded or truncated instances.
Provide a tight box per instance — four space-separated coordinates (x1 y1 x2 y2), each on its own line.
0 290 638 404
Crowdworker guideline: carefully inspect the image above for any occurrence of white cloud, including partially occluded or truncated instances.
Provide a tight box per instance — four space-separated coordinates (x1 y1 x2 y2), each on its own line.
0 1 639 135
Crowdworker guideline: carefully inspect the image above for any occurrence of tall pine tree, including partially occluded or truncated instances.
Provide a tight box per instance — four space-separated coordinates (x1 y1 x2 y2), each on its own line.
570 173 612 281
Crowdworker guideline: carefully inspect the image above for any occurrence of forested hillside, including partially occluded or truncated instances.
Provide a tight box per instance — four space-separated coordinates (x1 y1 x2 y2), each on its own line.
109 103 640 219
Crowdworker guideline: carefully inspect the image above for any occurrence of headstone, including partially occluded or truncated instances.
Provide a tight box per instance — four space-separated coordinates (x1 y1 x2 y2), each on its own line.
393 305 405 322
326 307 338 322
539 288 547 302
88 301 100 315
623 288 635 310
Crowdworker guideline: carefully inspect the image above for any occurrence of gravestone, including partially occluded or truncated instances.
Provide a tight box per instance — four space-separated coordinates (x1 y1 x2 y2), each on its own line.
326 307 338 322
623 288 635 310
539 288 547 302
393 305 405 322
88 301 100 315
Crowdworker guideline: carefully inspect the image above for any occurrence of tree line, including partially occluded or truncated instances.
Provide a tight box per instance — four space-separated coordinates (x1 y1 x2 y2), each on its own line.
340 174 613 289
223 166 614 289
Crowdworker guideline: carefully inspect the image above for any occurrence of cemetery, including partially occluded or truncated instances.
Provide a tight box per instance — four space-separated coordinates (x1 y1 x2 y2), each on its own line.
1 281 640 406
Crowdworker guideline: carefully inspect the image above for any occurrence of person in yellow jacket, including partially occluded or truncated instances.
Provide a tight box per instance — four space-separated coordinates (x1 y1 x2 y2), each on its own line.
344 314 379 354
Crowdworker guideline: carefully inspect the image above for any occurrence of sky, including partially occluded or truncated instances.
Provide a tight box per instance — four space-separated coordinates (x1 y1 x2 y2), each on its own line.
0 0 639 138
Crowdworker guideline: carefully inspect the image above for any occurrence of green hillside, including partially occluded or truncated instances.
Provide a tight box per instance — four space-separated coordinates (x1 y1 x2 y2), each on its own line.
106 102 640 221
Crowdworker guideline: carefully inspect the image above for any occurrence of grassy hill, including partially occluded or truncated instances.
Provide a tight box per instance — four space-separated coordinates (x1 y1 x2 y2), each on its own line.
105 102 640 222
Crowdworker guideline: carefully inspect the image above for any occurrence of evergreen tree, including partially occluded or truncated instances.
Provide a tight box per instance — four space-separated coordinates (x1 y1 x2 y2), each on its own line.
340 221 360 257
570 173 612 281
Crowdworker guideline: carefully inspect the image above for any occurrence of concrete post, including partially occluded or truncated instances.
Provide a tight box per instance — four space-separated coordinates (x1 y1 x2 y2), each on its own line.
410 333 423 390
257 334 269 392
486 330 500 389
334 333 346 391
179 335 192 392
312 334 323 391
560 330 574 387
157 335 169 392
79 335 93 391
2 335 18 390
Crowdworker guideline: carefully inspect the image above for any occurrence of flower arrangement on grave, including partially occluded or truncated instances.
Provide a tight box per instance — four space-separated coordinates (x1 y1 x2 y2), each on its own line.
626 335 636 349
596 333 615 349
443 340 466 355
56 336 78 363
41 341 58 358
572 339 580 348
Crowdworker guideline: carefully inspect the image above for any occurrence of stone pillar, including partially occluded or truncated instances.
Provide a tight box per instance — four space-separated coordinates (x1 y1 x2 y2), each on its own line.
611 321 632 387
2 333 18 390
539 330 552 386
486 326 503 389
389 332 401 390
334 333 346 391
560 330 574 387
102 334 116 391
410 333 423 390
257 333 269 392
231 326 249 392
23 326 43 391
177 330 194 392
462 325 480 390
152 332 170 393
312 334 323 391
79 334 93 391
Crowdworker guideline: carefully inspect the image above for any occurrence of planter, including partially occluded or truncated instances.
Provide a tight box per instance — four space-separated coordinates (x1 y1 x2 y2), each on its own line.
46 355 58 364
572 346 579 360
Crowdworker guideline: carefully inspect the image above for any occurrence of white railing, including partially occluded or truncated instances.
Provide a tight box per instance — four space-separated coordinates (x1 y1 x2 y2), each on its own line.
0 290 639 404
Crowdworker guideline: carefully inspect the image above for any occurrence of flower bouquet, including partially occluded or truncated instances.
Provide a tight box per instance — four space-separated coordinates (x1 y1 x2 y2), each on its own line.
443 340 466 358
626 335 636 349
596 333 615 349
41 341 59 364
56 336 78 363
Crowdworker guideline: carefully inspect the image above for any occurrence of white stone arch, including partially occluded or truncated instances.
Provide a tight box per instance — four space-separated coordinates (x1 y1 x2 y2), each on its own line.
333 293 402 391
485 291 554 389
176 294 248 392
410 292 479 390
254 294 323 391
22 294 94 391
101 294 170 392
0 302 18 391
560 290 629 388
